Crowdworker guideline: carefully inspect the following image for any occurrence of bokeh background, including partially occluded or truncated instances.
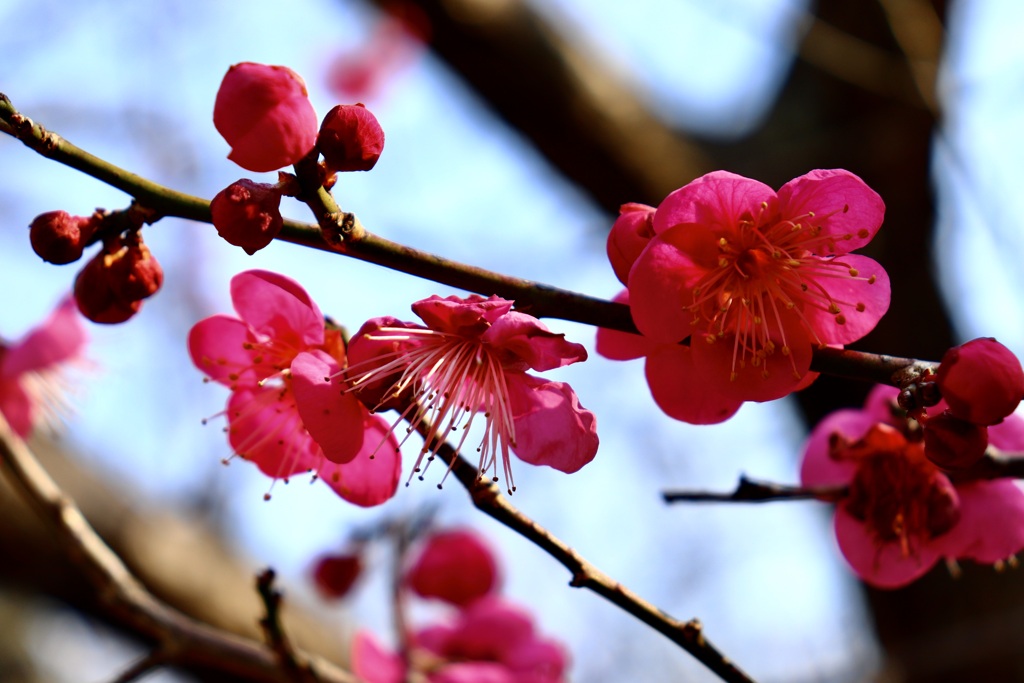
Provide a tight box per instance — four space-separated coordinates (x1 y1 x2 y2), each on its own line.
1 0 1022 681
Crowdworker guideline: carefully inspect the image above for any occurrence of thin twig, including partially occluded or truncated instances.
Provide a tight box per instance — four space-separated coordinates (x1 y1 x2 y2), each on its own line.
663 475 848 504
256 569 320 683
0 93 926 387
107 650 169 683
0 413 357 683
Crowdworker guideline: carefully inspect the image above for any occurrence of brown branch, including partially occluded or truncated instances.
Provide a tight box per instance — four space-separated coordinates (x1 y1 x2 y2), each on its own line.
663 475 848 504
257 569 320 683
0 414 358 683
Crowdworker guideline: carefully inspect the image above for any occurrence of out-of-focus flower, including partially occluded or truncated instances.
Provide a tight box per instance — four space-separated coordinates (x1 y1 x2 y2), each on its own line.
353 596 568 683
936 337 1024 426
317 103 385 173
0 297 86 437
800 385 1024 588
188 269 400 506
210 179 284 254
346 294 598 491
406 528 499 606
603 169 888 423
311 551 363 600
29 210 97 265
213 62 319 173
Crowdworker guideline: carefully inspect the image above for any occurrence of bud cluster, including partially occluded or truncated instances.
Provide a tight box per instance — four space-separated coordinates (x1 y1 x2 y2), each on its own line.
210 62 386 255
29 207 163 325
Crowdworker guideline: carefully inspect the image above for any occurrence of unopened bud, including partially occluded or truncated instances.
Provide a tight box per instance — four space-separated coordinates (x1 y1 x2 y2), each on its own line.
923 411 989 470
405 529 499 606
29 210 96 265
317 104 385 173
73 249 141 324
311 553 363 600
210 179 284 255
937 338 1024 425
108 234 163 302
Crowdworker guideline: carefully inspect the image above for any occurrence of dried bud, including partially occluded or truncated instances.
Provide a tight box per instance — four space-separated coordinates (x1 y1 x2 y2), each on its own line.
29 210 96 264
74 249 141 324
317 104 385 173
311 553 363 600
406 529 499 606
213 62 318 172
937 338 1024 425
107 234 163 302
210 179 284 255
923 411 989 470
607 203 655 286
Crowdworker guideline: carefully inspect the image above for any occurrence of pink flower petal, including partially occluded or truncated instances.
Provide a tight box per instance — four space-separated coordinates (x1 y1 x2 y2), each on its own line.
291 350 366 464
931 480 1024 564
226 387 315 480
834 506 939 588
989 412 1024 450
230 270 324 348
653 171 775 235
406 529 500 606
0 378 33 438
504 636 569 681
432 663 516 683
797 254 890 346
318 413 401 507
484 312 587 371
413 294 512 335
351 631 404 683
626 227 711 342
507 374 598 474
188 314 262 387
443 596 535 661
776 169 885 254
2 296 85 378
595 290 660 361
643 345 741 425
607 202 655 285
799 408 875 487
863 384 901 424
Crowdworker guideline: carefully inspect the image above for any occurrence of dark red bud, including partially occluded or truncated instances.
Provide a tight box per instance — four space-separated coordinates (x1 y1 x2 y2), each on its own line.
311 553 363 600
937 338 1024 425
317 104 385 173
73 249 141 324
108 235 163 302
923 411 989 470
29 210 96 265
210 179 284 255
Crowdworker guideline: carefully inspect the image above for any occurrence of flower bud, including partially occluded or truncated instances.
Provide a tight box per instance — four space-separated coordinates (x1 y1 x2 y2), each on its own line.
311 553 363 600
74 249 141 324
317 104 385 173
937 338 1024 425
213 62 318 172
29 210 96 265
107 234 163 302
607 203 655 285
406 529 499 606
923 411 989 470
210 179 284 255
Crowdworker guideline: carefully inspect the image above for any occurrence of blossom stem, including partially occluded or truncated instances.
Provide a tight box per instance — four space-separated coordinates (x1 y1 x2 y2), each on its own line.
663 476 849 504
0 93 926 386
408 413 756 683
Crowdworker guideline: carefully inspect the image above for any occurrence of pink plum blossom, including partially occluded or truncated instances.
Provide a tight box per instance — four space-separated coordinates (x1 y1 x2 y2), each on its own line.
188 270 400 506
352 596 568 683
603 170 889 422
800 385 1024 588
0 296 86 437
213 62 319 172
405 528 500 606
346 295 598 492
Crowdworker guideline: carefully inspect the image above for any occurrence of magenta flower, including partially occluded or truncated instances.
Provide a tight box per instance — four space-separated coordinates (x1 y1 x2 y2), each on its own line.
603 170 889 421
188 270 400 507
213 62 319 172
936 337 1024 426
352 596 569 683
346 295 598 491
405 528 500 607
0 296 86 437
800 385 1024 588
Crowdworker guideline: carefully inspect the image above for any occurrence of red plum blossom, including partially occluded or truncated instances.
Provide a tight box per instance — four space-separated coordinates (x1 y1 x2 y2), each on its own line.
936 337 1024 426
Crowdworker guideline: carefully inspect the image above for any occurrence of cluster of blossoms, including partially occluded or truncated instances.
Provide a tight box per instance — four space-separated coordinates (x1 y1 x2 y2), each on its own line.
800 380 1024 588
29 208 163 324
210 62 385 254
350 528 569 683
0 297 86 438
598 170 889 424
189 272 597 502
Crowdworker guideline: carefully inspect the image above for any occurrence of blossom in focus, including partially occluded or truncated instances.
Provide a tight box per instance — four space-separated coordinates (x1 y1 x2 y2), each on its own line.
0 296 86 438
352 596 569 683
317 103 385 173
188 269 400 506
936 337 1024 426
405 528 500 606
29 210 97 265
800 385 1024 588
213 62 319 172
346 294 598 491
603 170 889 422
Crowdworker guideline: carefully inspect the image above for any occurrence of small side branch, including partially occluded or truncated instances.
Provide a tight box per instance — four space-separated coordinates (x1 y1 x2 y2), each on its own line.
257 569 320 683
663 475 848 504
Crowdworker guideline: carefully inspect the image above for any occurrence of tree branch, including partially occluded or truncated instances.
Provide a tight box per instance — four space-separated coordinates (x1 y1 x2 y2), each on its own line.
663 475 848 504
